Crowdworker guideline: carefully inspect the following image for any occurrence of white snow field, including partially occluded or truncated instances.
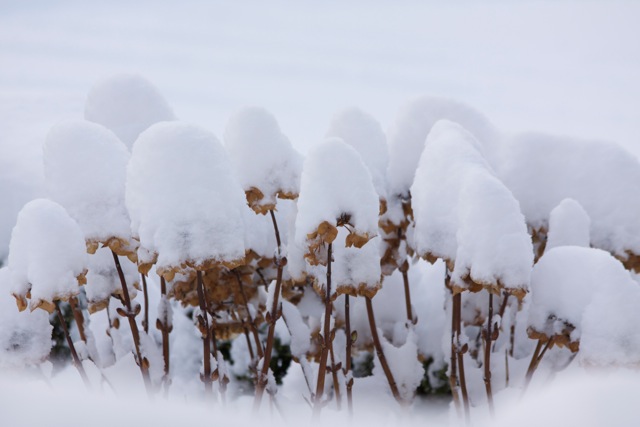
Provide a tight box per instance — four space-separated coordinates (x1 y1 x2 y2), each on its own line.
2 1 640 426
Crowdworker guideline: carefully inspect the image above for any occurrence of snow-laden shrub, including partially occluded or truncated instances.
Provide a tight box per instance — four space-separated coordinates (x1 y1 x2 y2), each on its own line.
8 199 88 312
85 74 176 149
126 121 246 280
411 120 532 298
545 198 591 253
43 119 136 260
498 132 640 268
224 106 303 214
527 246 636 352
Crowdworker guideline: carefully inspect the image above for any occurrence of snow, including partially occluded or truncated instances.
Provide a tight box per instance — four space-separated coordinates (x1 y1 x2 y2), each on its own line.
375 330 424 401
325 107 389 201
0 267 52 367
545 198 591 251
84 74 176 149
528 246 637 348
295 137 379 267
411 120 532 296
43 119 132 250
388 96 500 200
126 121 246 277
498 132 640 259
7 199 88 312
224 106 303 213
84 246 139 313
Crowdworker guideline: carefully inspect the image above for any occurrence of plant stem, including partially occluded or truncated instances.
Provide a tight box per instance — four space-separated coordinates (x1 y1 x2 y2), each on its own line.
68 296 87 343
453 291 471 421
397 228 413 323
449 291 462 416
254 210 285 411
313 242 333 417
159 277 170 383
235 271 264 359
111 250 151 391
56 301 91 389
484 292 495 416
329 338 342 410
141 273 149 334
344 294 354 416
196 270 213 396
365 296 402 404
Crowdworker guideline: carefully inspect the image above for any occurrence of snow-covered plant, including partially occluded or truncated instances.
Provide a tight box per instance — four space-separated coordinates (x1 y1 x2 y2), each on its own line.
544 198 591 253
7 198 89 385
497 132 640 266
84 74 176 149
127 121 246 395
411 120 532 416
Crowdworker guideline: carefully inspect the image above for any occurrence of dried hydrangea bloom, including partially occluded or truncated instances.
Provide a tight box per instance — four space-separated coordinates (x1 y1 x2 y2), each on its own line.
126 121 246 280
528 246 635 352
43 119 136 262
8 199 88 313
411 120 532 300
84 74 175 149
224 106 303 214
295 137 379 298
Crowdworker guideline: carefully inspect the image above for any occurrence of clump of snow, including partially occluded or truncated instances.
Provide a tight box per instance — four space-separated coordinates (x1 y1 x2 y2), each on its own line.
528 246 637 349
43 119 132 250
0 267 52 367
224 106 303 213
84 74 176 148
374 330 424 402
545 198 591 251
498 133 640 260
387 96 500 200
126 121 246 278
411 120 532 296
7 199 88 312
295 137 379 266
85 246 138 313
281 300 311 358
326 107 389 201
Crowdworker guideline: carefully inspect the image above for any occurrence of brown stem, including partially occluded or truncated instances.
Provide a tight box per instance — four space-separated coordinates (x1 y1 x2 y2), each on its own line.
211 327 227 404
56 302 91 389
453 292 471 421
313 242 334 417
484 292 495 416
344 294 354 415
111 250 151 391
365 296 402 404
329 338 342 410
523 338 555 394
141 273 149 334
196 270 213 396
235 271 264 360
158 277 170 379
398 228 413 323
68 296 87 343
449 291 462 416
254 210 285 411
239 314 256 361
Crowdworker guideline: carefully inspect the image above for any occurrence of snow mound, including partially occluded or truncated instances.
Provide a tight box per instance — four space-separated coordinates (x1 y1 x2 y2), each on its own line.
43 119 133 254
528 246 637 351
295 138 379 269
411 120 532 297
126 121 246 279
498 132 640 262
545 198 591 251
7 199 87 312
0 267 52 367
84 74 176 148
224 106 303 214
387 96 499 200
326 107 389 201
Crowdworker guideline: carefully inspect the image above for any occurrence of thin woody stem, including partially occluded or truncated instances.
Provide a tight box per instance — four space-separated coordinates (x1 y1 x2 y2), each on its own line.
313 242 333 417
68 296 87 343
158 277 170 382
141 273 149 334
196 270 213 396
484 292 495 417
453 292 471 422
344 294 354 415
254 210 285 411
329 337 342 410
111 250 151 392
56 301 91 389
235 271 264 359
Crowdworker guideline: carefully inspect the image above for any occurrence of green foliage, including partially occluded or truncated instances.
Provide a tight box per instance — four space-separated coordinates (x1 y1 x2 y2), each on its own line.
416 358 451 396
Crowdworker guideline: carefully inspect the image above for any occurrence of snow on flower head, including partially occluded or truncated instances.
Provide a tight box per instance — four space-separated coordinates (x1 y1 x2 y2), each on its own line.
224 106 303 214
411 120 532 299
387 96 499 201
84 74 175 148
43 119 135 259
295 137 380 298
126 121 246 281
545 198 591 252
528 246 636 352
498 133 640 270
326 107 389 203
7 199 88 313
